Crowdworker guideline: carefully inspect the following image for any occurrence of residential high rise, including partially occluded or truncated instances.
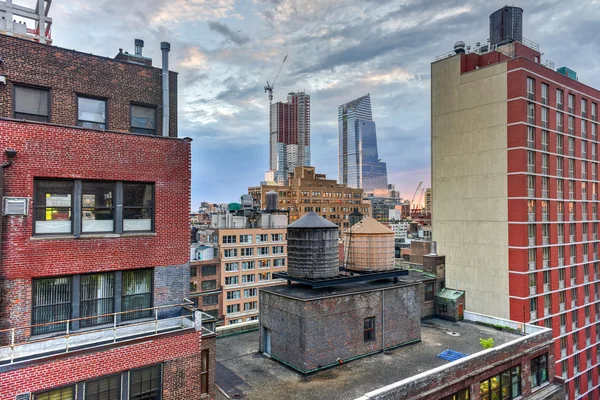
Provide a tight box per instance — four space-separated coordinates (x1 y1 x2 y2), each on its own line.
432 8 599 398
338 94 388 194
0 33 215 398
267 91 310 185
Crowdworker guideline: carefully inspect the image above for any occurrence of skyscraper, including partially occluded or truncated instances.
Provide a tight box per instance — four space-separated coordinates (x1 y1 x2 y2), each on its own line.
338 94 388 194
267 91 310 185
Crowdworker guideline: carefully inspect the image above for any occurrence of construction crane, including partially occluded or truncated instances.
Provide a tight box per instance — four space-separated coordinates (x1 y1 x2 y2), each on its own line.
417 188 425 213
264 55 288 105
410 181 423 212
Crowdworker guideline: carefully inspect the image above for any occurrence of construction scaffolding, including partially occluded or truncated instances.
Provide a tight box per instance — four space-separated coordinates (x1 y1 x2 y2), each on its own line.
0 0 52 44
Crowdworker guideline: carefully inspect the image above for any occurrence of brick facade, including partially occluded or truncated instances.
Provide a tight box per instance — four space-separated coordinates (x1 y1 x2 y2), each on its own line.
191 257 223 321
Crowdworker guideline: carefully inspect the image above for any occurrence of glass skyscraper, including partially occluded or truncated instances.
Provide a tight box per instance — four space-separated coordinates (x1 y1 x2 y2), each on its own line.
338 94 388 193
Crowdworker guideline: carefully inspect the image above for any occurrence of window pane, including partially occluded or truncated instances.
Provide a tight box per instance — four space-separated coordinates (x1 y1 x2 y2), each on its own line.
34 386 75 400
82 182 114 233
78 97 106 128
131 105 156 134
122 269 152 320
35 180 73 234
85 374 121 400
80 273 115 327
15 86 49 120
123 183 153 232
32 277 72 334
130 365 161 400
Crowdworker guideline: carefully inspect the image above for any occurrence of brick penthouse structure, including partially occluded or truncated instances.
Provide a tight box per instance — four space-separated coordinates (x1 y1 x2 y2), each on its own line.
433 6 600 399
0 32 215 399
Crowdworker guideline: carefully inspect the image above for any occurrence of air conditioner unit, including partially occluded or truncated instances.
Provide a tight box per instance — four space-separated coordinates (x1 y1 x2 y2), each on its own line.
3 197 29 215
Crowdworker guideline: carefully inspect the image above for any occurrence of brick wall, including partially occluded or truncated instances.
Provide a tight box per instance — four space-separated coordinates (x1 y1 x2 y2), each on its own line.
155 263 191 318
191 258 222 319
0 34 177 137
409 240 431 265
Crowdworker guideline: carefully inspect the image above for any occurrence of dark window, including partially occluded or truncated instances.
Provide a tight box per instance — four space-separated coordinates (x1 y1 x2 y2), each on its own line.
80 272 115 327
202 280 217 291
34 180 73 234
123 183 154 232
14 85 50 122
425 282 435 301
480 365 521 400
442 388 469 400
531 353 548 387
129 364 162 400
32 277 72 334
205 309 219 319
122 269 153 320
85 374 121 400
190 281 198 292
82 181 115 233
34 386 75 400
203 294 219 306
201 349 209 394
190 266 197 278
364 317 375 343
439 303 448 313
130 104 156 135
77 96 107 129
202 265 217 276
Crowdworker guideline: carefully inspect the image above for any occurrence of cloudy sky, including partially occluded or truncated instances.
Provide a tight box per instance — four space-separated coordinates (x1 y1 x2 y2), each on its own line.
44 0 600 208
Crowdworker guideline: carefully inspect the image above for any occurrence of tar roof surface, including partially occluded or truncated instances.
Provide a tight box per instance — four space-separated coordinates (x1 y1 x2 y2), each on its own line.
216 318 522 400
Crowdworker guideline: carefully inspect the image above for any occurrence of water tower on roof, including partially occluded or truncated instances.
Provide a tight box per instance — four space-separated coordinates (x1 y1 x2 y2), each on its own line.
344 216 395 272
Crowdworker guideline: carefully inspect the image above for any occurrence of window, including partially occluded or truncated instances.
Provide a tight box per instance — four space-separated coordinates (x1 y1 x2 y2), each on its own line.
527 126 535 148
257 247 269 255
190 266 197 278
364 317 375 342
78 96 106 129
202 265 216 276
34 180 73 234
240 234 252 244
82 181 115 233
227 290 240 300
34 386 75 400
14 85 50 122
274 258 285 267
223 235 237 244
242 261 255 271
244 301 257 311
202 280 217 290
201 350 209 394
32 277 72 334
479 366 521 400
541 83 549 104
241 248 254 256
556 89 564 109
244 288 257 297
527 151 535 171
541 130 548 150
225 276 238 286
80 272 115 327
527 102 535 124
227 304 240 313
121 269 152 320
557 113 564 133
258 272 271 282
527 77 535 99
271 233 283 242
256 234 268 243
424 282 435 301
85 374 120 400
123 183 154 232
541 107 548 127
129 364 161 400
203 294 218 306
568 93 575 113
225 262 239 272
272 246 285 254
442 388 469 400
130 104 157 135
242 274 255 284
224 249 238 258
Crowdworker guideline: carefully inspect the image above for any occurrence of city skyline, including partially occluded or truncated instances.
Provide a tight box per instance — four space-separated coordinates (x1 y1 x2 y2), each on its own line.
41 1 600 207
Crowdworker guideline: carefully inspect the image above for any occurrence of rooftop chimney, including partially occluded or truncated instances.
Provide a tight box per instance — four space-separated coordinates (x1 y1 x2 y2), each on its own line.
135 39 144 56
161 42 171 137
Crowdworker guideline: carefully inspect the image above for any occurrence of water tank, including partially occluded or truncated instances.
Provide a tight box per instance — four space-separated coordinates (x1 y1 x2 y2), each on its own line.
489 6 523 47
345 217 395 272
241 194 253 209
266 190 279 212
287 212 339 279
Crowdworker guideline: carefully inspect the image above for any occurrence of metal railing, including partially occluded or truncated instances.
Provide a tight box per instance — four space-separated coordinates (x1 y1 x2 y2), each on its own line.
0 302 201 365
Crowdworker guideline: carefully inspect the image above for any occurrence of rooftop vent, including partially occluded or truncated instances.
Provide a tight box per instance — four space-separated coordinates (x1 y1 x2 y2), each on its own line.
454 41 466 54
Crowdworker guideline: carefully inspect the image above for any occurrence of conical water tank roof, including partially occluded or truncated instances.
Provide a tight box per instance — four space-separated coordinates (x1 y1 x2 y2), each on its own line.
288 211 338 229
345 217 395 272
349 216 393 235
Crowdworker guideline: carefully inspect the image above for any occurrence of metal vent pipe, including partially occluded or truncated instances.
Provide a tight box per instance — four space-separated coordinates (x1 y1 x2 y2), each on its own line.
160 42 170 137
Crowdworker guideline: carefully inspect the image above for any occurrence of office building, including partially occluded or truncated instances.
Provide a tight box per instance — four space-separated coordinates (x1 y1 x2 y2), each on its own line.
267 91 310 185
338 94 388 194
249 166 371 230
0 31 215 398
432 7 599 397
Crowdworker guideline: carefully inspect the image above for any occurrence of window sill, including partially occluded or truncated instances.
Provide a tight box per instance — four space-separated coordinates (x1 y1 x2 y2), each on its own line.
30 232 156 241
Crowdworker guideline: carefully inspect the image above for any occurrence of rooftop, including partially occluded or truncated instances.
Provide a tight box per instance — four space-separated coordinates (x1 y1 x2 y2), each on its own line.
215 317 526 400
288 211 338 229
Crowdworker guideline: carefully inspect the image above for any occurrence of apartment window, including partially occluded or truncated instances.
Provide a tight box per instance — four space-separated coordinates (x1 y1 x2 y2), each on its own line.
273 258 285 267
541 130 548 151
223 235 237 244
244 288 257 297
258 260 270 269
257 247 269 256
14 85 50 122
225 262 239 272
479 366 521 400
527 102 535 124
203 295 218 306
81 181 115 233
271 233 283 242
530 297 537 313
258 272 271 282
527 151 535 171
364 317 375 342
530 353 548 388
442 388 469 400
557 113 564 133
85 374 120 400
424 282 435 301
224 249 238 258
227 290 240 300
529 248 536 263
542 178 549 196
200 265 216 277
242 274 255 284
242 261 255 271
527 77 535 99
123 183 154 232
256 234 269 243
527 126 535 148
77 96 107 129
541 107 549 128
273 246 284 254
34 180 74 234
32 277 72 334
244 301 257 311
568 93 575 113
201 350 209 394
541 83 549 104
130 104 157 135
224 276 238 286
529 273 537 291
593 103 598 120
241 248 254 257
227 304 240 313
582 98 588 117
229 319 242 325
527 176 535 195
541 155 548 175
582 120 588 138
240 234 252 244
556 89 564 109
80 272 115 327
121 269 152 320
129 364 161 400
34 386 75 400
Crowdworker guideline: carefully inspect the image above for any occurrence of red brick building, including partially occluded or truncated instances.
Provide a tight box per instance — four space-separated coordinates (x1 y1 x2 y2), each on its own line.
0 33 215 399
433 18 600 400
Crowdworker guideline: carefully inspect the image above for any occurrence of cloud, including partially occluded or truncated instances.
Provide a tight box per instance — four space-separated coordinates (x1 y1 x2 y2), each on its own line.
208 21 251 45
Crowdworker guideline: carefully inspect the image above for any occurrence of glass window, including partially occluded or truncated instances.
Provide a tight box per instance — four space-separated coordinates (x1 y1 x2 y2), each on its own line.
364 317 375 342
14 85 50 122
202 265 216 276
82 181 115 233
131 104 156 135
85 374 121 400
34 386 75 400
80 272 115 327
78 97 106 129
32 277 72 334
480 366 521 400
425 282 435 301
203 294 218 306
34 180 73 234
122 269 152 320
201 349 209 394
123 183 154 232
530 353 548 387
129 364 161 400
226 290 240 300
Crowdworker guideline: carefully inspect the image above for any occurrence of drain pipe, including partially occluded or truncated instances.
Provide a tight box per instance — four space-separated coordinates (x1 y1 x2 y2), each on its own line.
160 42 171 137
381 288 385 352
0 150 17 260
